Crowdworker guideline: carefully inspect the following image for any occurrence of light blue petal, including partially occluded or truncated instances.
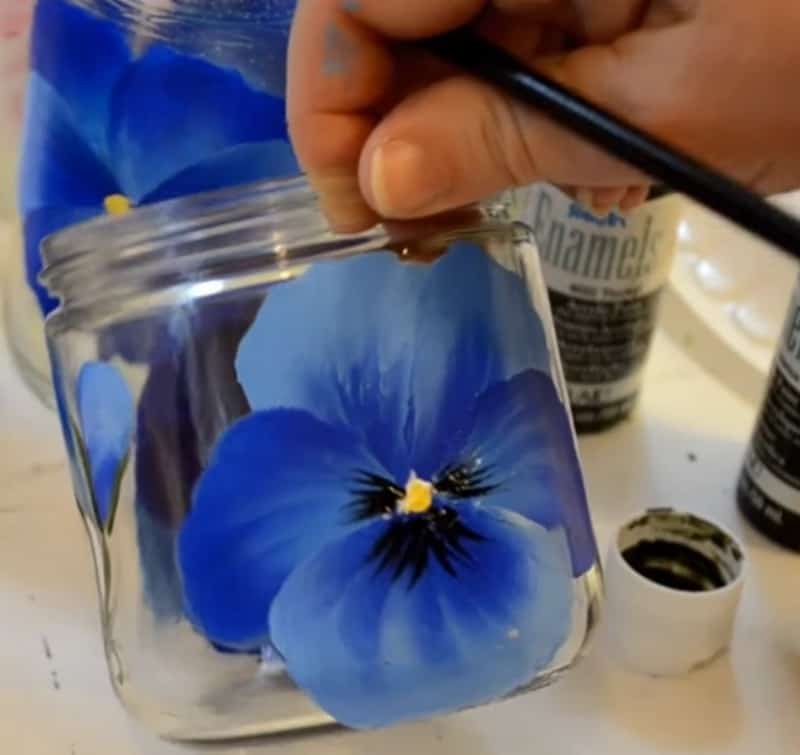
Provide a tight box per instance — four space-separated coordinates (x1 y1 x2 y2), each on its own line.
19 75 117 314
269 504 574 729
236 252 420 482
77 362 135 526
449 370 597 577
236 243 551 481
30 0 131 156
406 242 551 474
143 141 299 204
19 76 118 213
49 349 94 519
177 409 384 650
108 44 290 200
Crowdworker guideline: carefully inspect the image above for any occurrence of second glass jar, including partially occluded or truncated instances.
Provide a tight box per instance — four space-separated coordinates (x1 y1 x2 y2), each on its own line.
7 0 298 405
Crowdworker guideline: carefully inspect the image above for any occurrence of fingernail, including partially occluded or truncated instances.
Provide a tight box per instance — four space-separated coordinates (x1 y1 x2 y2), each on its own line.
620 191 647 213
594 203 618 218
368 140 451 218
575 188 595 212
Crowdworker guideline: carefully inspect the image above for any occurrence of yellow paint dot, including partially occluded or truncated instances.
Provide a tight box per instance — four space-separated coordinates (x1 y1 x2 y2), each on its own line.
399 474 434 514
104 194 132 216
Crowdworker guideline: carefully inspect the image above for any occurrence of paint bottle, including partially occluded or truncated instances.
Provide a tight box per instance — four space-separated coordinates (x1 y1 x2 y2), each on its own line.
523 184 682 433
738 275 800 551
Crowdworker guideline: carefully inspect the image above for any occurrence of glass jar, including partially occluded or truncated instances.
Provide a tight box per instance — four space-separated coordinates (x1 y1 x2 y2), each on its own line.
5 0 298 407
41 177 603 742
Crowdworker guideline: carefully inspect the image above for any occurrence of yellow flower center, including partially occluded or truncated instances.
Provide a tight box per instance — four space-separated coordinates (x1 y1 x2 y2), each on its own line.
399 473 434 515
104 193 132 216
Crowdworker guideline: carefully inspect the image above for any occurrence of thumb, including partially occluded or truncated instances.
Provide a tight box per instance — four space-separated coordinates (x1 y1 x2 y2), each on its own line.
359 35 672 219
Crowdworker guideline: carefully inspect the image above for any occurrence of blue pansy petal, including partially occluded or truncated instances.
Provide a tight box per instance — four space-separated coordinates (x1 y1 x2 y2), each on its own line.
144 141 299 204
269 504 574 729
178 409 383 650
407 243 552 473
108 45 290 200
77 362 135 525
31 0 131 156
452 370 597 576
237 253 419 481
19 75 118 213
20 74 118 313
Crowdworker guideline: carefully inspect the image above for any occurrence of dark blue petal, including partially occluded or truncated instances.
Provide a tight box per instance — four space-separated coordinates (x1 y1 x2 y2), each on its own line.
178 409 383 650
77 362 135 526
108 44 291 201
236 252 421 482
406 242 551 475
30 0 131 156
269 504 574 729
143 141 299 204
450 370 598 577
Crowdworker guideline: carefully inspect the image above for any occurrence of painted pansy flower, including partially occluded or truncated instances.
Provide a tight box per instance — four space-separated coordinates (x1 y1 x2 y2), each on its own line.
20 0 298 315
75 361 135 530
178 243 596 728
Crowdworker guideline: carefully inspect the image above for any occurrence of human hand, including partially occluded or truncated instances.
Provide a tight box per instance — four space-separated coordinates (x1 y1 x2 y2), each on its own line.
288 0 800 231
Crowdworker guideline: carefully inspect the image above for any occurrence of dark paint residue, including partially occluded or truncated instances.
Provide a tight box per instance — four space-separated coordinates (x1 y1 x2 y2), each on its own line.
623 539 727 592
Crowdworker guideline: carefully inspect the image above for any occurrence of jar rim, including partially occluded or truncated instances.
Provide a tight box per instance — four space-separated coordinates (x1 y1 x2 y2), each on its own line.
40 175 386 307
40 175 504 316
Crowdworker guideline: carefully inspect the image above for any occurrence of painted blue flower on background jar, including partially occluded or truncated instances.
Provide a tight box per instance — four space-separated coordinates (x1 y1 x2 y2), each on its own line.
41 177 603 742
4 0 298 405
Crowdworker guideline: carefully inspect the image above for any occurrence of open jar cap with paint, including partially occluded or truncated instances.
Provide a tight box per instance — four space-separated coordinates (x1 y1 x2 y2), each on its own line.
604 508 746 677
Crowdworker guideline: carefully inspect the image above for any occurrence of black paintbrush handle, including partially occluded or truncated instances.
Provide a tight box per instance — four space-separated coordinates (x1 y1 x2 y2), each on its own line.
421 29 800 262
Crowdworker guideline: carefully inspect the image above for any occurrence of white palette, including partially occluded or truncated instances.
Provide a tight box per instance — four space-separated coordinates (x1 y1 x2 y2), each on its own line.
661 192 800 405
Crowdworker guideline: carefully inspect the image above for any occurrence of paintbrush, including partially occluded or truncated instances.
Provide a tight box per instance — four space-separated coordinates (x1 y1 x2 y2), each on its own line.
420 28 800 261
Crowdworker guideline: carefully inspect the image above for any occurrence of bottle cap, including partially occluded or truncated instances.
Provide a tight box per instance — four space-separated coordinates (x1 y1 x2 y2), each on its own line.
604 508 746 676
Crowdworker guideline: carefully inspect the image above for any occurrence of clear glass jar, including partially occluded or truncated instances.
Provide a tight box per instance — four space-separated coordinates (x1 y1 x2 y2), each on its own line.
41 177 603 742
5 0 297 407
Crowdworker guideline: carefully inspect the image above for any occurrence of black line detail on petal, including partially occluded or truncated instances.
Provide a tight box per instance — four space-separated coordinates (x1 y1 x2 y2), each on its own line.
435 457 500 500
368 506 488 588
347 469 404 522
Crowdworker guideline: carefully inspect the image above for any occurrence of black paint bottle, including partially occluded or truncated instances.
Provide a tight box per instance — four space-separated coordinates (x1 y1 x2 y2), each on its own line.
738 277 800 551
524 184 681 433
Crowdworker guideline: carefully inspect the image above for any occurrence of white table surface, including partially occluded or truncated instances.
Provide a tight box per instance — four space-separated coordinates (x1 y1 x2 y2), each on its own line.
2 289 799 755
